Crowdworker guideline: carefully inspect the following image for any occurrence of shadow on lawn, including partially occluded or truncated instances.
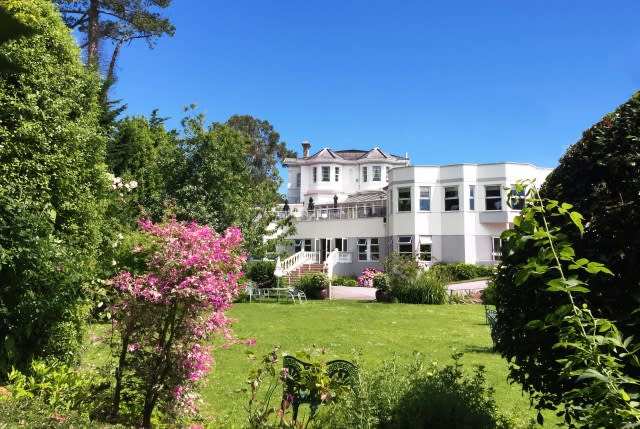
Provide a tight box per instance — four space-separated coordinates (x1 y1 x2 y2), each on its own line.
464 345 496 354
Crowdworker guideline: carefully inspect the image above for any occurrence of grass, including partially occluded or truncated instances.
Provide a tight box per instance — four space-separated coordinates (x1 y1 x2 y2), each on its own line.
84 300 552 428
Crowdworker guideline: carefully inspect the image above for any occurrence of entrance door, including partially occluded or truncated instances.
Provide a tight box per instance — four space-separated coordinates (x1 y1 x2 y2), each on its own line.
319 238 331 262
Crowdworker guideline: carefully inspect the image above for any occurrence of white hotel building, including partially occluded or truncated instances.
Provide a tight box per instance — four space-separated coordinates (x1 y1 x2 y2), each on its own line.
277 141 551 278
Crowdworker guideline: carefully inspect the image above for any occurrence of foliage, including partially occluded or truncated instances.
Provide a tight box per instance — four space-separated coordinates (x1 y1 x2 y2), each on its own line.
0 397 93 428
106 114 183 222
0 0 106 374
372 274 389 291
493 181 640 427
482 281 497 305
357 267 383 288
332 275 358 286
389 270 448 305
430 263 494 282
53 0 175 82
314 352 527 429
244 346 355 429
246 260 278 289
174 111 294 259
381 254 420 289
540 91 640 384
296 273 330 297
2 359 108 416
108 219 246 428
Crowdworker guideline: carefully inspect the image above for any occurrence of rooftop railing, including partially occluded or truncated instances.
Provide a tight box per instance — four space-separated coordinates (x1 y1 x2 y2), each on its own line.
276 204 386 221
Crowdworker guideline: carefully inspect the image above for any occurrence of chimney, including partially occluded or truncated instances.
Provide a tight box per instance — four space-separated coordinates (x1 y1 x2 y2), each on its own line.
302 140 311 158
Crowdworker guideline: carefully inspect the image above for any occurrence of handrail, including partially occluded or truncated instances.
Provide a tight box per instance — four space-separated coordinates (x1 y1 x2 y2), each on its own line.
274 251 318 277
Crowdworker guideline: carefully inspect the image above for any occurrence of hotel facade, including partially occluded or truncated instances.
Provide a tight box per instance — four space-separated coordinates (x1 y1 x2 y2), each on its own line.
277 141 551 278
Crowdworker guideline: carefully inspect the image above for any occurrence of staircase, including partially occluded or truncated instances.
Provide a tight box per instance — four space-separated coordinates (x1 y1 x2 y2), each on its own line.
281 263 326 287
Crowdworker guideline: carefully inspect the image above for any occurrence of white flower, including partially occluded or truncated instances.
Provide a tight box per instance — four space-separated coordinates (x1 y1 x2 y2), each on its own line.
111 260 117 266
128 180 138 190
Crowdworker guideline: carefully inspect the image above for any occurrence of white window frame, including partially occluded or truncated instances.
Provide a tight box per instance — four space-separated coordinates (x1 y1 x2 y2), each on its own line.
492 236 502 261
485 185 502 211
372 165 382 181
419 187 431 211
296 172 301 188
362 166 368 182
335 167 340 182
398 236 413 256
313 167 317 183
398 187 411 212
469 185 475 211
321 166 330 182
419 236 432 261
334 237 347 252
357 238 379 261
444 186 459 211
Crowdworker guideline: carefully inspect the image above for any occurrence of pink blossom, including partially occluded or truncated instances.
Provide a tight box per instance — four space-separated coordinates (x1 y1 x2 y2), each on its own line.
128 342 139 352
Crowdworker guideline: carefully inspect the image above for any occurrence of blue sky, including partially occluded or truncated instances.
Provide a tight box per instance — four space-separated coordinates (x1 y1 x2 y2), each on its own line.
111 0 640 176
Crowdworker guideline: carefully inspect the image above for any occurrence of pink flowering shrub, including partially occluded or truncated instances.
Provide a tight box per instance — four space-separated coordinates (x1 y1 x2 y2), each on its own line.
109 219 246 428
357 267 383 288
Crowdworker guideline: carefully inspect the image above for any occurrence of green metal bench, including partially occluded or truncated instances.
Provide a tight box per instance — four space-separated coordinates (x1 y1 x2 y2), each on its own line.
282 355 358 422
485 308 498 349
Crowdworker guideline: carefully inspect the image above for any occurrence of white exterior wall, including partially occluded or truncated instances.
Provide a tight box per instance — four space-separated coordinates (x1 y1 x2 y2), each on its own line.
281 158 552 276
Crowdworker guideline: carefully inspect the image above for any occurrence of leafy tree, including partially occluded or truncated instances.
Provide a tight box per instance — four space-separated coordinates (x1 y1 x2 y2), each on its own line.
493 182 640 426
0 0 106 372
225 114 296 185
53 0 174 82
175 111 294 258
107 113 182 221
541 92 640 338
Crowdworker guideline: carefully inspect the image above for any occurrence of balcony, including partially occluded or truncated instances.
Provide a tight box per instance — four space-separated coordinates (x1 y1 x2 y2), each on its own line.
277 204 386 222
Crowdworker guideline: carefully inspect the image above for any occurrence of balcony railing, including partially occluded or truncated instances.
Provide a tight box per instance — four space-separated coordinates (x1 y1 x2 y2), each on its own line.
276 205 386 222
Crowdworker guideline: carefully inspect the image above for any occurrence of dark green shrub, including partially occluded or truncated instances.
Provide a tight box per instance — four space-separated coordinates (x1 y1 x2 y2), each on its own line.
297 273 330 297
245 260 277 288
390 271 447 304
0 0 106 374
382 254 420 288
372 273 390 291
315 352 529 429
333 275 358 286
430 263 494 281
482 281 497 305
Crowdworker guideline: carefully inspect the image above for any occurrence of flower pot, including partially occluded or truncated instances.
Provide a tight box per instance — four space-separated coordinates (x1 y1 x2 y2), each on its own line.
375 289 390 302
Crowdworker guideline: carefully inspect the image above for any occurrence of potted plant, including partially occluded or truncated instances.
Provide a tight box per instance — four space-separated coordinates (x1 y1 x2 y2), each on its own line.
373 273 391 302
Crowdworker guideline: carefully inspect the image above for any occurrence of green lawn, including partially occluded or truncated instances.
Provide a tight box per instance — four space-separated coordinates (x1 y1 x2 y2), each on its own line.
190 300 546 428
83 300 555 427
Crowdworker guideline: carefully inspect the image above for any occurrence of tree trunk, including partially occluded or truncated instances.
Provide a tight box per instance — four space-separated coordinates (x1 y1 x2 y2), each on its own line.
106 39 123 86
87 0 100 67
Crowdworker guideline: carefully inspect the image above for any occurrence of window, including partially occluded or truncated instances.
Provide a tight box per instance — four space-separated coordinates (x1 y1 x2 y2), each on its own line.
358 238 379 261
294 240 302 253
419 236 432 261
372 166 382 181
362 166 368 182
419 187 431 211
296 172 301 188
321 166 330 182
509 185 525 209
444 186 459 211
469 185 475 210
370 238 379 261
304 239 312 252
335 167 340 182
485 185 502 210
334 237 347 252
492 237 502 261
398 236 413 256
358 239 367 261
313 167 317 183
386 166 390 181
296 239 312 252
398 187 411 212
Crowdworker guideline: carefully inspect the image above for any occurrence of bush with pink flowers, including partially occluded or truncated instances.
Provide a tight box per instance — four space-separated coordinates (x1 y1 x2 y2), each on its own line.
109 219 246 428
357 267 384 288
